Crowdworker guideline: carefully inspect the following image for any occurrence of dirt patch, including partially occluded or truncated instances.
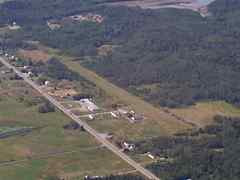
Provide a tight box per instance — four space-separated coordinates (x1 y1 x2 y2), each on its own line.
13 145 33 157
48 88 78 98
18 49 51 62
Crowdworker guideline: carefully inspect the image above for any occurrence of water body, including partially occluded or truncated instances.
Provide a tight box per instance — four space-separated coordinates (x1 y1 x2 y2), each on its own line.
197 0 216 5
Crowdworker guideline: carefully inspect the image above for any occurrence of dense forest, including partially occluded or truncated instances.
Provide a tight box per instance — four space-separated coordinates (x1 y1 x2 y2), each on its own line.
1 0 240 107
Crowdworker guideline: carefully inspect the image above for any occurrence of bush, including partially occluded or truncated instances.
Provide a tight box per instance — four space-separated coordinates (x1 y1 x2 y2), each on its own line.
38 101 55 113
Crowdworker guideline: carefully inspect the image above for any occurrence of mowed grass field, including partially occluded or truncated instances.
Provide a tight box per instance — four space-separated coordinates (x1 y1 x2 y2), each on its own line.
0 82 130 179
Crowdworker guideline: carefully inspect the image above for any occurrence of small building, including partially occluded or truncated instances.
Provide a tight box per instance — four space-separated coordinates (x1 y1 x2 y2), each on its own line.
122 142 135 151
111 112 118 118
88 114 94 120
79 98 99 112
44 81 50 86
147 152 155 160
10 56 15 60
8 22 21 30
47 20 61 30
23 66 29 69
27 71 34 77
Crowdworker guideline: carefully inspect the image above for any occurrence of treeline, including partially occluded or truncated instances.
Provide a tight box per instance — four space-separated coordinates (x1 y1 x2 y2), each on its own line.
31 58 80 81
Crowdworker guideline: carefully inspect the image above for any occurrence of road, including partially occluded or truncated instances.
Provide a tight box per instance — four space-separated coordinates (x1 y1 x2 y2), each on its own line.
0 57 160 180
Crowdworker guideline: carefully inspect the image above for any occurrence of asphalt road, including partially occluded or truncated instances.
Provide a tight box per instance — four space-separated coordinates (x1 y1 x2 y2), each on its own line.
0 57 160 180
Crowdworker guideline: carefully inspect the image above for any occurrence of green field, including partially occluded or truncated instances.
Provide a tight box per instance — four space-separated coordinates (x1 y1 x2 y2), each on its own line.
0 81 130 179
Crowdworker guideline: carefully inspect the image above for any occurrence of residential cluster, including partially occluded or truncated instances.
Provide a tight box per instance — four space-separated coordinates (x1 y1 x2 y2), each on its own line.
0 50 150 157
46 13 104 30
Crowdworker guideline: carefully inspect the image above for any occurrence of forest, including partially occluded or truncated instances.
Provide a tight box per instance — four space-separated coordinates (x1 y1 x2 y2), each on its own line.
1 0 240 107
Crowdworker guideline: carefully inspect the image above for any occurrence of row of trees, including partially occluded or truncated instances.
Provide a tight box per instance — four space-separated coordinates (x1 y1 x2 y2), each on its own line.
31 58 80 81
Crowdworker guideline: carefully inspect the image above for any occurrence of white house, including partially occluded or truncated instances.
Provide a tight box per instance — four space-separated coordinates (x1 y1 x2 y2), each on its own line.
88 115 94 120
111 112 118 118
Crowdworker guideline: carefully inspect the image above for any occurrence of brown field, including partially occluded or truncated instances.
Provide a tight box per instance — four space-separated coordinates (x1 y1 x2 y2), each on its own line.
18 49 51 62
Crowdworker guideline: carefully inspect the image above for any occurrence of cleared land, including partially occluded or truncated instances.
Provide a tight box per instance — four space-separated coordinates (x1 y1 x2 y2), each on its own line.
17 49 51 62
172 101 240 126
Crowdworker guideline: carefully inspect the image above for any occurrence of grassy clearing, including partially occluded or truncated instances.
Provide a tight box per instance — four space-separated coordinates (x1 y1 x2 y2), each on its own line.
172 101 240 126
0 148 132 180
0 159 47 180
0 96 97 160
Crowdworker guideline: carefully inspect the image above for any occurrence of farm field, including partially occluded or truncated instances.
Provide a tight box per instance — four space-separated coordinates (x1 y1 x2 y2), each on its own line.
0 78 130 179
